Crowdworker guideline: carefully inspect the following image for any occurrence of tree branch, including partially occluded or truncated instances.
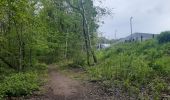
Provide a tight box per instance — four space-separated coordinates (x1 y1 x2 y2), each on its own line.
65 0 82 14
0 56 15 69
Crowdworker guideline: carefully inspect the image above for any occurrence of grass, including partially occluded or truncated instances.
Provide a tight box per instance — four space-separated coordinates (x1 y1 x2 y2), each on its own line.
87 39 170 99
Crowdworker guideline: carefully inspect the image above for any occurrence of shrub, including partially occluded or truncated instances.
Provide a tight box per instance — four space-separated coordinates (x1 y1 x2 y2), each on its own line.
72 54 86 67
157 31 170 43
0 72 40 98
149 78 168 99
154 56 170 76
88 41 170 99
0 66 16 80
34 63 48 70
161 42 170 55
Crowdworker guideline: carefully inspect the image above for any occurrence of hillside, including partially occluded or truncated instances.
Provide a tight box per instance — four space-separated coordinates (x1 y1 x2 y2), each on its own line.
88 39 170 99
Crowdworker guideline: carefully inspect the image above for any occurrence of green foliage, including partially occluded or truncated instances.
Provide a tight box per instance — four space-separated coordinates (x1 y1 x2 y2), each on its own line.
34 63 48 71
0 66 16 80
149 78 167 99
0 0 100 70
154 56 170 76
0 0 105 98
0 72 40 98
88 39 170 99
157 31 170 43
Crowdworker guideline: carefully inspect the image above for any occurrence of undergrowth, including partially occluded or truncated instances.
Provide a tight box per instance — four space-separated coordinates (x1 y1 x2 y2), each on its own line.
0 63 47 99
87 39 170 99
0 72 39 97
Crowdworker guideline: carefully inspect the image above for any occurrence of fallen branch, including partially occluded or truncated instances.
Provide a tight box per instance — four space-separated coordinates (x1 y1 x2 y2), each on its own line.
0 56 15 69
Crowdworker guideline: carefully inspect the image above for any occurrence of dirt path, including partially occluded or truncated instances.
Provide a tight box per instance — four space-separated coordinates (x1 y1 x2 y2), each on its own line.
45 65 87 100
27 65 115 100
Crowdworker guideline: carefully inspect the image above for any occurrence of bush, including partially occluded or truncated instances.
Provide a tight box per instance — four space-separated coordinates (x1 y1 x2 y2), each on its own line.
157 31 170 43
88 41 170 99
0 72 40 98
154 56 170 76
149 78 168 99
0 66 16 80
72 54 86 67
34 63 48 70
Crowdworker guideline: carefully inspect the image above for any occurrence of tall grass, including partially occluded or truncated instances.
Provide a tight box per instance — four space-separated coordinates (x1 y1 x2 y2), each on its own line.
87 40 170 99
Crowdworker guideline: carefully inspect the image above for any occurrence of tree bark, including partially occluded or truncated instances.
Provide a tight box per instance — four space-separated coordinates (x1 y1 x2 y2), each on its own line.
29 48 32 67
82 14 91 65
66 0 98 65
14 20 23 71
80 0 97 64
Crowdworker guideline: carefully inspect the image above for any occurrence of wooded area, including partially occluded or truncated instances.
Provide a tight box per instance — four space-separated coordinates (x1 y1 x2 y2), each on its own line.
1 0 170 99
0 0 107 70
0 0 108 98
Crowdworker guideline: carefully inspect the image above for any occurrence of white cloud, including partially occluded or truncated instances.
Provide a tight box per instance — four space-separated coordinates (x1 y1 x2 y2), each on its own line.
94 0 170 39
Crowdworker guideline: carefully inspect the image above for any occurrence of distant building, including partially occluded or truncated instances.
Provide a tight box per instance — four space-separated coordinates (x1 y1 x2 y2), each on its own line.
120 33 158 42
97 43 111 49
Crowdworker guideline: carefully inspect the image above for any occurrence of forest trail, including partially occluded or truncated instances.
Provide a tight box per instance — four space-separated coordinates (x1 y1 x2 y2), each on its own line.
45 65 87 100
27 64 114 100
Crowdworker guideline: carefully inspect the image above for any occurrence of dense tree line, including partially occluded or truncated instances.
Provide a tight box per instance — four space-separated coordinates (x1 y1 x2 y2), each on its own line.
0 0 107 71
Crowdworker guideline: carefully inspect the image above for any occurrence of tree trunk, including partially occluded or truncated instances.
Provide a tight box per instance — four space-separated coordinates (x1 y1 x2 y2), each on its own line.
66 0 98 65
65 32 68 59
80 0 97 64
29 48 32 67
82 16 90 65
19 44 22 71
14 20 23 71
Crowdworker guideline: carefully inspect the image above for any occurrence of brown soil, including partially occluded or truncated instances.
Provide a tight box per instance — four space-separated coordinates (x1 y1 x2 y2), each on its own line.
21 65 117 100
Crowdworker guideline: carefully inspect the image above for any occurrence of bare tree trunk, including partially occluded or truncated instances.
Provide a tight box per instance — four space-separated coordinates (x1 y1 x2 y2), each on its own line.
14 20 23 71
65 31 68 59
80 0 97 64
66 0 97 65
82 15 91 65
85 19 97 63
19 43 22 71
29 48 32 67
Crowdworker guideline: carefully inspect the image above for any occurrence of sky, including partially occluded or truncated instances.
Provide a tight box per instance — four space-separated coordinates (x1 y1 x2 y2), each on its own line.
94 0 170 39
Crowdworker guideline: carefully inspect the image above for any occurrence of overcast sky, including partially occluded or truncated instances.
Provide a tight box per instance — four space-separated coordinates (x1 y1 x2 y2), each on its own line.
94 0 170 39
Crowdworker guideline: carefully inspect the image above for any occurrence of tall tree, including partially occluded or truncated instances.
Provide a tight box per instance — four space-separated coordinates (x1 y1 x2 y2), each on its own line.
66 0 99 65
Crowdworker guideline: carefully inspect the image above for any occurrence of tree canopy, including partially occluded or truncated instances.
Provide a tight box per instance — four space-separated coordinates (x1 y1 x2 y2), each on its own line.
0 0 107 70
